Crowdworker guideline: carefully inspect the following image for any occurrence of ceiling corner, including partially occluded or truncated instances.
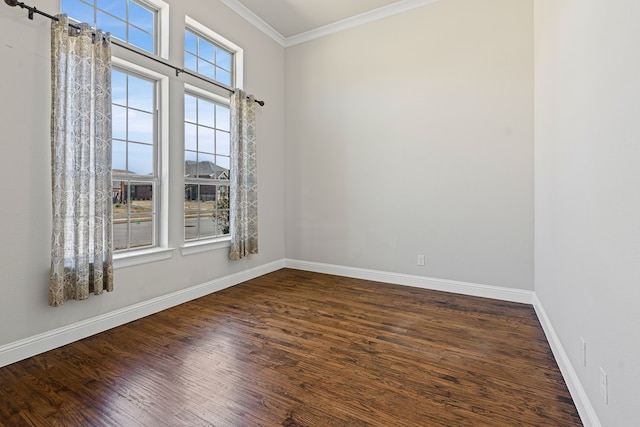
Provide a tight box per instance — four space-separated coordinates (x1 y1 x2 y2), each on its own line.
219 0 287 47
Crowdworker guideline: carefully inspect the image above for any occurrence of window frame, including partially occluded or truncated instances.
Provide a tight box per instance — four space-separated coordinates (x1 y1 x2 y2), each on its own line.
182 85 232 251
185 16 244 90
184 28 234 87
111 57 171 266
111 64 159 253
181 18 243 256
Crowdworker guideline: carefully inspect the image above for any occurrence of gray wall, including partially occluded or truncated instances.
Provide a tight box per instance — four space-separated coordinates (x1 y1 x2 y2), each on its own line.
534 0 640 424
0 0 286 346
285 0 534 290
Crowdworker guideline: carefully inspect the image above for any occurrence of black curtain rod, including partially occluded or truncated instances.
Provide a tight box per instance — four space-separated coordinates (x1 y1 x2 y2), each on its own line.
4 0 265 106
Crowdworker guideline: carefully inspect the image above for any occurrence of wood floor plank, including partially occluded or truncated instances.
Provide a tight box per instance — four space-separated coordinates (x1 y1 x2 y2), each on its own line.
0 269 582 426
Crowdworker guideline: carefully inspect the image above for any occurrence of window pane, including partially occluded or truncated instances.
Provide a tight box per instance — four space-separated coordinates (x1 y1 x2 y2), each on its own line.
216 155 230 171
215 184 230 236
216 68 231 86
113 222 129 250
96 11 127 41
185 153 197 175
216 105 230 131
128 220 153 248
185 185 197 203
216 131 230 156
112 140 127 172
216 48 232 71
184 185 198 241
198 127 215 154
112 105 127 140
111 70 127 105
216 209 229 236
129 26 154 53
185 30 197 54
198 153 215 177
185 123 197 152
199 222 216 240
113 179 128 250
128 110 154 144
128 142 153 175
184 52 197 72
199 185 216 238
198 59 215 80
198 99 215 127
127 75 154 111
185 150 197 163
185 94 197 122
96 0 125 20
129 1 154 33
61 0 95 26
217 185 229 209
198 38 215 63
199 185 216 203
130 183 152 201
129 182 154 249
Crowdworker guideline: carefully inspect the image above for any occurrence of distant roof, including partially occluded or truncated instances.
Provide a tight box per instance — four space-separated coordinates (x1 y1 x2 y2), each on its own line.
184 160 229 179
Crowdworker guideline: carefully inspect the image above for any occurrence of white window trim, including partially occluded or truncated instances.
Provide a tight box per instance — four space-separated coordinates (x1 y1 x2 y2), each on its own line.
184 83 230 105
185 15 244 90
143 0 171 59
114 247 175 269
181 238 230 256
112 56 171 259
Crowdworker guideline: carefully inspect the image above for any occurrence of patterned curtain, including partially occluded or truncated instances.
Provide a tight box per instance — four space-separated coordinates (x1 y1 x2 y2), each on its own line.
229 90 258 260
49 15 113 306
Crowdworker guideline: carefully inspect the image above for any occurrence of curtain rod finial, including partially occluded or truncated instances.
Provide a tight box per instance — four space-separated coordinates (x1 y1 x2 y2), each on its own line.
5 0 20 6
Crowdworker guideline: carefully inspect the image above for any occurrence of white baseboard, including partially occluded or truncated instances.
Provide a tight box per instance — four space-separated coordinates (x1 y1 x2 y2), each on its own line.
0 259 285 369
533 294 601 427
285 259 534 304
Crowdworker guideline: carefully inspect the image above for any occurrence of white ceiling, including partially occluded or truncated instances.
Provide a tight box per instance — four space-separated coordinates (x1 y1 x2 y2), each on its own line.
234 0 403 38
220 0 443 46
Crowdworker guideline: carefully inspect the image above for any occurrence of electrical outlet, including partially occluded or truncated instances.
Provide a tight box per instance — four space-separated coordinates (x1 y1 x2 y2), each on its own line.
599 367 608 404
579 337 586 367
417 255 425 266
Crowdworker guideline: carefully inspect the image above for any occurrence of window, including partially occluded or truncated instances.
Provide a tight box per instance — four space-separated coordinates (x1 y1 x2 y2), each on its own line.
63 0 169 260
181 18 243 253
184 92 231 242
61 0 157 53
184 29 233 86
57 4 244 258
112 68 158 251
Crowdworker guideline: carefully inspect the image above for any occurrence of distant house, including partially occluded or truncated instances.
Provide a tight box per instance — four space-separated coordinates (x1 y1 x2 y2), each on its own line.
184 161 230 201
112 162 230 204
184 160 229 180
111 169 153 203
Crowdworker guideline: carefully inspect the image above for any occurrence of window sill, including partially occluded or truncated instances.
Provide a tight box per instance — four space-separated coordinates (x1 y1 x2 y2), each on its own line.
181 237 231 256
114 247 175 269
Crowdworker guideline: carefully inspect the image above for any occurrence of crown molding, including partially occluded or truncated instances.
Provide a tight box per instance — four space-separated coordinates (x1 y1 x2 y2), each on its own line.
285 0 443 47
219 0 287 47
220 0 443 48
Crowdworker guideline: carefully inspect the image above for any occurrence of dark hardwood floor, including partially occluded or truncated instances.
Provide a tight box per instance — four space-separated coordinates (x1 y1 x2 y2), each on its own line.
0 269 582 426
